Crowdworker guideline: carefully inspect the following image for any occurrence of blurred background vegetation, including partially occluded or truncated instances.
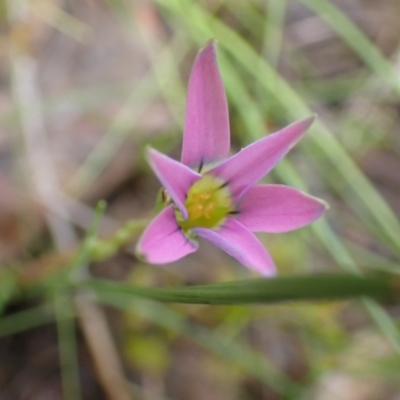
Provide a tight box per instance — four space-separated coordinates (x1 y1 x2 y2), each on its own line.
2 0 400 399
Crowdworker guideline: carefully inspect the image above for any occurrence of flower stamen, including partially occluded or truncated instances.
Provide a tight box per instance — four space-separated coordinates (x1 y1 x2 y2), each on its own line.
176 175 234 232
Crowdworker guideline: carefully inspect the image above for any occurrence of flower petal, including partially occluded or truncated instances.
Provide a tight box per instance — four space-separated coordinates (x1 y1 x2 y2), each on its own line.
193 218 276 276
136 205 198 264
181 40 230 169
208 117 315 200
147 148 201 219
236 184 328 233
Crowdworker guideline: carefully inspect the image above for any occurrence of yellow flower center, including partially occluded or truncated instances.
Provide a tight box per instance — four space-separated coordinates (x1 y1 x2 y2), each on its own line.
176 175 234 232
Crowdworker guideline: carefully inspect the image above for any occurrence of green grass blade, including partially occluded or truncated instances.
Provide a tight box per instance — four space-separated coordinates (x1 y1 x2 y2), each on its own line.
300 0 400 97
87 273 396 305
55 295 81 400
0 304 54 338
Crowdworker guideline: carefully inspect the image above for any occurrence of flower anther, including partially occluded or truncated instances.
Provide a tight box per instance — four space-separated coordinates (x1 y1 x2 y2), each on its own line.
176 175 234 231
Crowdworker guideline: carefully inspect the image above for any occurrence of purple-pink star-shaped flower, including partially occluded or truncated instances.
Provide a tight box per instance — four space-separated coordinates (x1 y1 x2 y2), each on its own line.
136 41 328 276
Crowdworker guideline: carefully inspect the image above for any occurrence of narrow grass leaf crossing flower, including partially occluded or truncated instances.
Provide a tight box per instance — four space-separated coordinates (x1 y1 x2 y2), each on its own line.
137 41 327 276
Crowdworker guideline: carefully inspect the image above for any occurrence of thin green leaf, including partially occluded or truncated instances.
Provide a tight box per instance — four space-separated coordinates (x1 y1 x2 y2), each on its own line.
0 304 54 338
87 273 397 305
69 200 107 282
55 295 81 400
300 0 400 97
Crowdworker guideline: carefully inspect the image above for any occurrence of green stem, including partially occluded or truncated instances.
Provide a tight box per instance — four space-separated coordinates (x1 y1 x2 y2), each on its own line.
87 273 399 305
87 218 149 262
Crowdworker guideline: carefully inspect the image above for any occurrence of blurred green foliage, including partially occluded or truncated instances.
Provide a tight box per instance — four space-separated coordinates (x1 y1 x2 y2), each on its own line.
3 0 400 399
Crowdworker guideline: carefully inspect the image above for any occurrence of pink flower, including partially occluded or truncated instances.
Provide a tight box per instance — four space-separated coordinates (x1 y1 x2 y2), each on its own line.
136 41 327 276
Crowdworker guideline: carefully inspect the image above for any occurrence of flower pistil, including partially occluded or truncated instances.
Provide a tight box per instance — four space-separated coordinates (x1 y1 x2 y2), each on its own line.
176 175 234 232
